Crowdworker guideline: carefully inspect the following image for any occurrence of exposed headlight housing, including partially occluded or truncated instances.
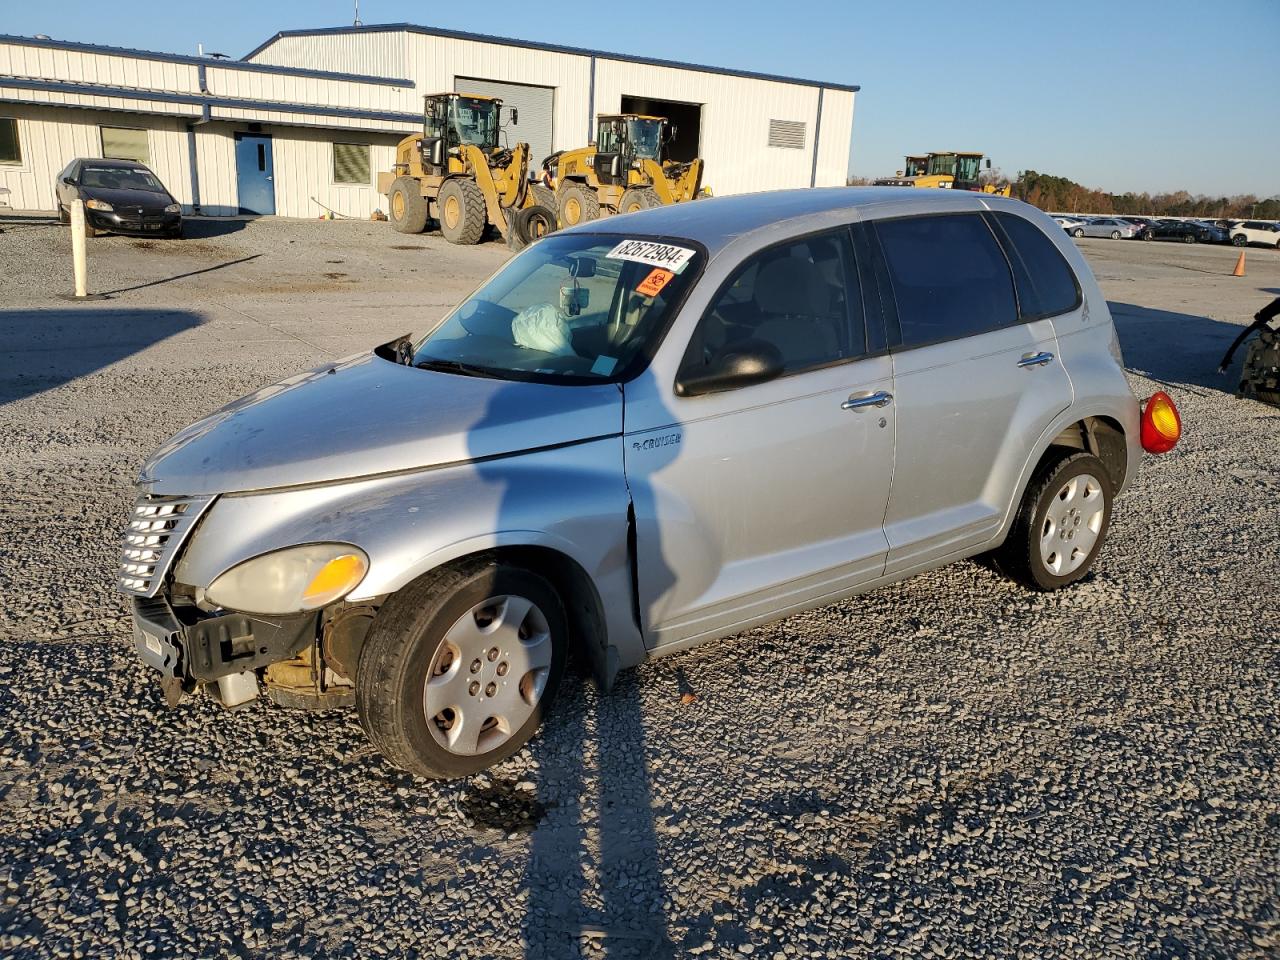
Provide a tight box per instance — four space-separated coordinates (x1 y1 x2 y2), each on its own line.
85 199 113 211
165 203 181 213
206 543 369 616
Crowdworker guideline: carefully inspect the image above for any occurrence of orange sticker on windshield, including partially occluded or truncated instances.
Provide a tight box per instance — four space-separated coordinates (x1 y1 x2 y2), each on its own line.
636 267 674 297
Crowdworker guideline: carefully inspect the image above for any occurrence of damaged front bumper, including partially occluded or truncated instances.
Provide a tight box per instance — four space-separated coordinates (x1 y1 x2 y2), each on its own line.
130 594 317 706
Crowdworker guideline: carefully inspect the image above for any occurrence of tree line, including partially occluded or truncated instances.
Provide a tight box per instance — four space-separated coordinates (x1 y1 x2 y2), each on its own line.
849 169 1279 219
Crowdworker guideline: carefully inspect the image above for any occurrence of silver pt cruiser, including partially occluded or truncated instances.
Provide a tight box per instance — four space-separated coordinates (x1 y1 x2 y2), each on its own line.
121 188 1183 778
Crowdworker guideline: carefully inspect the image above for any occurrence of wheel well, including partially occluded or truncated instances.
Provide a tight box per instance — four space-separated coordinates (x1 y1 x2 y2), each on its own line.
1046 416 1127 488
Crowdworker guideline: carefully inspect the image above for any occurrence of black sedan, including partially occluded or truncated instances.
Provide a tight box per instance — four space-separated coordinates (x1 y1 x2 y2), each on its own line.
54 158 183 238
1142 219 1229 244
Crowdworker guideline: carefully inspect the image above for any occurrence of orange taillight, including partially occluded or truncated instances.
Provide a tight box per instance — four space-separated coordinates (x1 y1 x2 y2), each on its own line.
1140 391 1181 454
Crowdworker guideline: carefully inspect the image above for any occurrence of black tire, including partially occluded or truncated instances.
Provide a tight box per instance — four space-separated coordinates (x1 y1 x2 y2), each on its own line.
437 178 487 245
1072 227 1084 238
990 451 1113 592
529 182 557 212
1231 233 1247 247
1110 230 1121 240
509 204 557 251
1183 233 1196 244
618 187 661 214
556 181 600 227
1143 230 1154 241
356 559 568 779
84 223 98 239
58 204 69 224
388 176 429 235
167 224 184 240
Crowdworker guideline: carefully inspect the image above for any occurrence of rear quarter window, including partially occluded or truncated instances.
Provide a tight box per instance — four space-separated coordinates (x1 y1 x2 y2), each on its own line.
989 212 1082 319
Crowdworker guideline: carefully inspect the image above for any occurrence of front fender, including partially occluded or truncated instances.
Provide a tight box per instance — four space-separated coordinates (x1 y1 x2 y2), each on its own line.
172 437 646 670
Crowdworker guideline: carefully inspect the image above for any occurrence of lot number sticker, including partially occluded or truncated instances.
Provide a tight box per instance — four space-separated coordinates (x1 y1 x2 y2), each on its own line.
607 239 696 273
636 268 674 297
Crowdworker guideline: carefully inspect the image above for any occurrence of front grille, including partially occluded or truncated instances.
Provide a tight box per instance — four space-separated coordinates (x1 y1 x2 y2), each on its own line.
118 494 215 597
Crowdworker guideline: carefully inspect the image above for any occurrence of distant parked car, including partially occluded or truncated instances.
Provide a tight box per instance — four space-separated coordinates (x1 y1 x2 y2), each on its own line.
1229 220 1280 248
54 158 183 238
1053 216 1087 236
1078 217 1140 239
1144 219 1228 244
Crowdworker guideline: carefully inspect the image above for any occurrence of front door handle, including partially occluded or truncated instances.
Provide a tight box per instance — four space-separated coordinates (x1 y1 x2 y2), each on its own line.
842 390 893 411
1017 351 1055 368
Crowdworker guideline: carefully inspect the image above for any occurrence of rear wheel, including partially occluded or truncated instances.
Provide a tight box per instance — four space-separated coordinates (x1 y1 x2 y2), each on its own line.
619 187 661 214
356 560 568 779
1183 233 1196 244
530 182 557 213
438 178 487 245
1110 230 1121 240
388 176 429 234
990 451 1113 592
1143 230 1154 241
556 181 600 227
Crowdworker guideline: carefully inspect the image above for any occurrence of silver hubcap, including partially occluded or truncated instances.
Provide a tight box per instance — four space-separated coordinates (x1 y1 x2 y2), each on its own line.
1040 473 1106 576
424 595 553 756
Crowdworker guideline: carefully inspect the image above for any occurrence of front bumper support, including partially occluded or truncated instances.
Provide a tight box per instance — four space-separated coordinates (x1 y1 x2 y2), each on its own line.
131 596 317 686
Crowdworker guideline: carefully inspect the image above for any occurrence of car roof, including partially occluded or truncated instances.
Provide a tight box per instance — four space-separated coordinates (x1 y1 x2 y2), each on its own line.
78 157 149 169
558 186 1045 256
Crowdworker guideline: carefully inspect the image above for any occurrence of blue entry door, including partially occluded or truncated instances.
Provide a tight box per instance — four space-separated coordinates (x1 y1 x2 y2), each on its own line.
234 133 275 215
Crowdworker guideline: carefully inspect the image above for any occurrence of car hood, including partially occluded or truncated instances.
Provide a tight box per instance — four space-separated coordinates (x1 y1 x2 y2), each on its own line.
83 187 173 210
138 352 623 496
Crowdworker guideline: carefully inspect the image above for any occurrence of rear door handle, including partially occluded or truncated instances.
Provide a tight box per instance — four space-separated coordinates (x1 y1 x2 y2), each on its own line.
1017 351 1055 368
842 390 893 411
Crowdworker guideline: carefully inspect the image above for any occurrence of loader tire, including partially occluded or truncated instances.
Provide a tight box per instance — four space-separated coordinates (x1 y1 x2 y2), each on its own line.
530 183 557 213
509 204 557 251
619 187 661 214
557 181 599 227
438 178 487 245
388 177 429 234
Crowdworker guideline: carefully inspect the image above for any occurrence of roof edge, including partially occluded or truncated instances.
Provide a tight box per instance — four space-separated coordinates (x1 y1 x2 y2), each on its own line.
244 23 860 93
0 33 413 88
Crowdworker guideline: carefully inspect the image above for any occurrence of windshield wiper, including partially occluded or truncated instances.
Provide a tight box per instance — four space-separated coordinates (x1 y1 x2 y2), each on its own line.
414 358 503 380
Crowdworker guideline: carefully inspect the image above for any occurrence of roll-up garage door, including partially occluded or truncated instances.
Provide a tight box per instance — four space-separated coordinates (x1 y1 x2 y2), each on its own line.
456 76 555 170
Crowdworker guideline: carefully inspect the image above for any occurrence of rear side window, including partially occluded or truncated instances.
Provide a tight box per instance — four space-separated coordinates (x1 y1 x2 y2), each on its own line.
683 229 863 378
990 212 1081 319
874 213 1017 349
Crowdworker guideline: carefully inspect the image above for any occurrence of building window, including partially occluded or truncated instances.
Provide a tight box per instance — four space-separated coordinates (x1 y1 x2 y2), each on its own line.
333 143 370 185
101 127 149 164
767 119 806 150
0 118 20 165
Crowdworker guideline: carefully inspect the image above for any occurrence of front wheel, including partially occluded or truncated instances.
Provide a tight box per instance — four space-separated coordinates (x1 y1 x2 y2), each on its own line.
1143 231 1154 241
1231 234 1247 247
1183 233 1196 244
356 560 568 779
990 451 1113 592
1110 230 1121 240
618 187 661 214
437 178 487 245
1072 227 1084 238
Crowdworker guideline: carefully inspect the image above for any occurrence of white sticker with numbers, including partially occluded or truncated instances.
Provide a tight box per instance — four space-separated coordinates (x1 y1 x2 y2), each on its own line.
606 239 697 273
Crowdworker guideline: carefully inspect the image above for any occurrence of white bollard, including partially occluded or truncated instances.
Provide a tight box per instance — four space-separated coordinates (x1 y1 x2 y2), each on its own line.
70 198 88 297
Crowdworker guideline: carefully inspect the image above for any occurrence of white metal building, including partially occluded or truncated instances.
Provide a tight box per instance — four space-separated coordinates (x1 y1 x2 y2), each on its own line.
0 25 858 218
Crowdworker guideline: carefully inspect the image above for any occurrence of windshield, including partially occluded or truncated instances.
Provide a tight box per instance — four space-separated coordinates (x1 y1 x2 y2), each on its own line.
80 166 165 193
412 233 704 383
447 97 499 148
628 119 663 160
954 155 981 184
926 154 957 177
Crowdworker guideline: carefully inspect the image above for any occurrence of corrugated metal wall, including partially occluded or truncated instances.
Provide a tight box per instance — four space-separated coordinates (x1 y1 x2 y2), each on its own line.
266 130 400 218
454 76 555 168
247 32 416 110
0 103 192 210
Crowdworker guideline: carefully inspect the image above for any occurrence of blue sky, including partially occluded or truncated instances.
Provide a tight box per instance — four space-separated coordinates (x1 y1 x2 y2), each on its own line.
4 0 1277 198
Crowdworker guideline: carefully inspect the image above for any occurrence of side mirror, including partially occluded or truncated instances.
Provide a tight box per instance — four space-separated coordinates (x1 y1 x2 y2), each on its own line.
667 125 678 142
510 107 518 125
676 341 785 397
61 176 76 185
985 158 992 169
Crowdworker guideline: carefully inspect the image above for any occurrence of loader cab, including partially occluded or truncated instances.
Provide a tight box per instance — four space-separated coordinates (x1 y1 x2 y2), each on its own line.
593 114 669 185
902 155 928 178
421 94 506 169
925 151 985 191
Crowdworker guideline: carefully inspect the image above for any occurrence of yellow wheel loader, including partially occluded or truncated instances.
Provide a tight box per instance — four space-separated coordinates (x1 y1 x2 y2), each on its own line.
541 114 706 227
377 93 556 247
874 151 1012 196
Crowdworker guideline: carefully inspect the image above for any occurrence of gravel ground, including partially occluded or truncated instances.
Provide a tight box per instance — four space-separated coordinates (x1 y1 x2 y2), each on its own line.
0 218 1277 960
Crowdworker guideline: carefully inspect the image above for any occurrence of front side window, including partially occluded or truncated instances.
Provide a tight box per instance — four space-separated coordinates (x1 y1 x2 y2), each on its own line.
79 165 165 193
989 212 1082 320
0 118 20 164
954 155 981 184
875 213 1017 349
412 233 703 383
101 126 149 164
680 230 862 380
596 119 623 154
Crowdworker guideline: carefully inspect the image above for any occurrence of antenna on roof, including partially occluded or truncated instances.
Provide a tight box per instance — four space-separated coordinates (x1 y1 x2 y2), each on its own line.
354 0 362 26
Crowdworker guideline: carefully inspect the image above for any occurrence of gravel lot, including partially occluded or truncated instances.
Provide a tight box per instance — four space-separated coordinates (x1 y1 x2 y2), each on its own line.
1 216 1277 960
